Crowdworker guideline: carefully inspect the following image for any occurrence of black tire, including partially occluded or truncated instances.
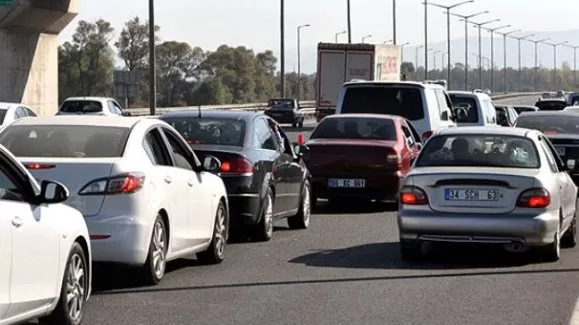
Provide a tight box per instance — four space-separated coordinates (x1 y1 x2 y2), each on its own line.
540 226 560 262
400 240 421 261
42 242 88 325
253 188 274 241
141 215 168 285
197 201 227 264
288 180 312 229
562 213 577 248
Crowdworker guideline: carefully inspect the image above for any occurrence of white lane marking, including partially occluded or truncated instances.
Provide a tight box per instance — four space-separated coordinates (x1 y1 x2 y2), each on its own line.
569 296 579 325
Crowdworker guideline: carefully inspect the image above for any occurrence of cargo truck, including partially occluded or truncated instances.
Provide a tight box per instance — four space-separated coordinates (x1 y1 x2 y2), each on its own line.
315 42 401 121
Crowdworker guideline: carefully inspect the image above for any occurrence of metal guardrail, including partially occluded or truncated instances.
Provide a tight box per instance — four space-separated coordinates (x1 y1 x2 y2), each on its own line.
127 92 540 117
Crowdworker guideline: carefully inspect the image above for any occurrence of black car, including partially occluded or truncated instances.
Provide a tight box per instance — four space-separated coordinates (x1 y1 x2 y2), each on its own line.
535 98 568 111
263 98 306 128
515 111 579 185
513 105 539 115
159 110 311 242
494 105 518 127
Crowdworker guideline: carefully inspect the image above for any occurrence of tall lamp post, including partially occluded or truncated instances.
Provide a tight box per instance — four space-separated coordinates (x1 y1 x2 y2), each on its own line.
280 0 286 97
346 0 352 43
511 33 535 91
497 29 521 93
528 38 550 91
426 48 434 79
451 10 489 90
400 42 410 63
297 24 310 102
482 24 510 92
433 50 441 71
362 34 372 43
423 0 428 79
564 44 579 87
335 30 346 43
471 18 500 89
415 45 424 73
427 0 473 88
392 0 397 44
383 39 393 44
148 0 156 115
545 41 568 89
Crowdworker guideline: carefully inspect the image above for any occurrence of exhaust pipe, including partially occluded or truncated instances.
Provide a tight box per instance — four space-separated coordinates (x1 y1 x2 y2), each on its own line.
503 242 529 253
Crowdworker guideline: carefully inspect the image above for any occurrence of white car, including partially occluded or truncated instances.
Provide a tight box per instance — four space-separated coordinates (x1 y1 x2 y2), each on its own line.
56 97 131 116
398 126 577 262
0 144 91 325
0 116 229 284
0 102 37 127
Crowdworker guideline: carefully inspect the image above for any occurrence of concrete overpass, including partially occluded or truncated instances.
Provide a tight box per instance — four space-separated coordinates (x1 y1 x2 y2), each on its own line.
0 0 78 115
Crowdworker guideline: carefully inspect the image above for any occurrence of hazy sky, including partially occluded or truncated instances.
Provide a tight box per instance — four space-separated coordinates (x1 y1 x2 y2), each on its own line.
58 0 579 72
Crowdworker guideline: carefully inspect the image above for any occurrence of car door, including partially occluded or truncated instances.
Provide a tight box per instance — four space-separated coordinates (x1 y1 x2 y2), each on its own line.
277 127 304 211
400 121 420 173
0 152 59 319
0 199 11 320
159 126 212 246
540 136 575 219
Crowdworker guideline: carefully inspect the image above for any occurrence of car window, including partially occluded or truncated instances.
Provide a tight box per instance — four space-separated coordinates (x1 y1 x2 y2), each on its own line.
434 89 450 118
15 107 27 119
112 101 124 114
0 125 130 158
405 120 422 143
485 101 497 123
537 138 558 173
515 115 579 135
540 136 565 171
310 117 397 141
161 128 195 171
143 129 171 166
268 99 295 109
60 100 103 113
161 116 246 147
0 162 24 202
254 118 277 150
449 95 479 123
340 86 425 120
107 101 118 115
23 107 36 117
415 134 540 169
401 124 416 146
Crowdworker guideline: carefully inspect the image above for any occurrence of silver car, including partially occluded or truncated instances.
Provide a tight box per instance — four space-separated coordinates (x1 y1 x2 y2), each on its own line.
398 126 578 262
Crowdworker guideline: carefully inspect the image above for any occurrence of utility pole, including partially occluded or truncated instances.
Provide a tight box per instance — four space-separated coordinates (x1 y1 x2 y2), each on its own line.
564 44 579 87
148 0 156 115
451 10 488 90
296 24 310 102
424 0 428 79
392 0 397 44
280 0 286 97
470 18 500 89
482 24 510 93
347 0 352 43
528 38 550 91
545 41 568 89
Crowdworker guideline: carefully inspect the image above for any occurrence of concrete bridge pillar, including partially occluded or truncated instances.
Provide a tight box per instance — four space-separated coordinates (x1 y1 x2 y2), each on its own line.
0 0 78 116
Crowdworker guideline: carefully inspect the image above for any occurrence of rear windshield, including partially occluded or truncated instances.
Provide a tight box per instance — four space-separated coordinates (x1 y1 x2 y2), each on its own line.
415 134 540 168
449 95 479 123
341 86 425 120
535 101 567 111
0 109 6 124
161 117 246 147
515 115 579 135
59 100 103 113
0 125 130 157
310 117 397 141
268 99 295 109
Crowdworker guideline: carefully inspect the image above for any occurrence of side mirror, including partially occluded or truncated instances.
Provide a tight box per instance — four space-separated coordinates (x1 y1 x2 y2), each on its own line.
121 111 132 116
39 180 69 204
203 155 222 173
567 159 576 171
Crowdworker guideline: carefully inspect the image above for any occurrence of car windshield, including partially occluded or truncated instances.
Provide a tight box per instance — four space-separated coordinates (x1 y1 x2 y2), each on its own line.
415 134 540 168
0 109 6 125
162 116 246 147
59 100 103 113
449 95 479 123
0 125 130 157
268 99 295 109
341 86 425 120
310 117 397 141
515 115 579 135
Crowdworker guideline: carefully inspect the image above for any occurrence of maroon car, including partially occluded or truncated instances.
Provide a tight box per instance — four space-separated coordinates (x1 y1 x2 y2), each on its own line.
301 114 422 206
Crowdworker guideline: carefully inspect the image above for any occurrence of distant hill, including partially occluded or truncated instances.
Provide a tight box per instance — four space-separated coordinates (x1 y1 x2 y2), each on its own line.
289 29 579 74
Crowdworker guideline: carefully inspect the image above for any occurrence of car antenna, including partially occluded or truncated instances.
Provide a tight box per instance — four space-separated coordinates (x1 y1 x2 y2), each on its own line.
198 105 202 118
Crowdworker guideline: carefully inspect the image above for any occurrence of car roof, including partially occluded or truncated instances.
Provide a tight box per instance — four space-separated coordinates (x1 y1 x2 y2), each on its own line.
0 102 19 110
342 80 445 90
518 111 579 118
161 109 259 122
435 126 535 137
324 113 402 121
9 116 150 128
447 91 491 99
62 96 112 101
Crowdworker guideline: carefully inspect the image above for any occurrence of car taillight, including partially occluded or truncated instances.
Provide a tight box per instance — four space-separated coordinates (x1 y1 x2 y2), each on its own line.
24 163 55 170
422 130 433 141
386 151 401 168
400 185 429 205
220 157 253 174
516 188 550 208
79 172 145 195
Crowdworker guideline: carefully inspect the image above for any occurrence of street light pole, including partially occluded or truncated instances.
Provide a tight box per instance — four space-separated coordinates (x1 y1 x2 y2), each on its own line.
362 34 372 43
297 24 310 102
346 0 352 43
415 45 424 73
400 42 410 63
451 10 488 90
470 18 500 89
511 33 534 91
148 0 156 115
528 38 550 91
427 1 473 89
335 30 346 43
424 0 428 80
482 24 510 93
545 41 568 89
497 29 521 93
280 0 286 97
392 0 397 44
564 45 579 87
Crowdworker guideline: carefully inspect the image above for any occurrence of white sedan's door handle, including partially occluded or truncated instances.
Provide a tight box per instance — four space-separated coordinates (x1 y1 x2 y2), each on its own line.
12 216 22 227
187 179 194 187
165 176 172 184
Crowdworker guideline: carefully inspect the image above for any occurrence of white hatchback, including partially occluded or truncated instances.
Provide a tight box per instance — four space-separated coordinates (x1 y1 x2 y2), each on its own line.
0 116 229 285
0 144 91 325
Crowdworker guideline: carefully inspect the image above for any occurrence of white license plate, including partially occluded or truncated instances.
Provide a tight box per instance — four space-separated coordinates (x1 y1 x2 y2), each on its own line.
556 147 566 156
328 178 365 188
445 188 500 201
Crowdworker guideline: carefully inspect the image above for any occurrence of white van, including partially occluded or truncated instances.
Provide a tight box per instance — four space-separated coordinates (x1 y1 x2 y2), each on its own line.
448 91 497 127
335 81 456 141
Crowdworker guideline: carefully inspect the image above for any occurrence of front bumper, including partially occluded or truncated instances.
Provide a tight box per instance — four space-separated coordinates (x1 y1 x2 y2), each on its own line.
397 210 559 246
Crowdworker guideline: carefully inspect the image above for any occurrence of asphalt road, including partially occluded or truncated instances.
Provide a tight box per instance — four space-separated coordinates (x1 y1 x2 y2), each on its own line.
83 94 579 325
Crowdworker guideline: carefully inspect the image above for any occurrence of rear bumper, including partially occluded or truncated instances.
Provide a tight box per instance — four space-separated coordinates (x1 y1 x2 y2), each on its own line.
264 112 297 124
397 210 559 246
222 175 262 227
311 174 401 201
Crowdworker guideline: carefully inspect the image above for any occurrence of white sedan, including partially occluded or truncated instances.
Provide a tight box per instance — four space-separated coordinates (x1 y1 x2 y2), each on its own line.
398 126 578 262
0 102 37 127
0 116 229 285
0 144 91 325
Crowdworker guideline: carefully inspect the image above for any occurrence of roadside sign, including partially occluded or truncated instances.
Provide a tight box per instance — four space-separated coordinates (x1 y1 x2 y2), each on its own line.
113 70 141 98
